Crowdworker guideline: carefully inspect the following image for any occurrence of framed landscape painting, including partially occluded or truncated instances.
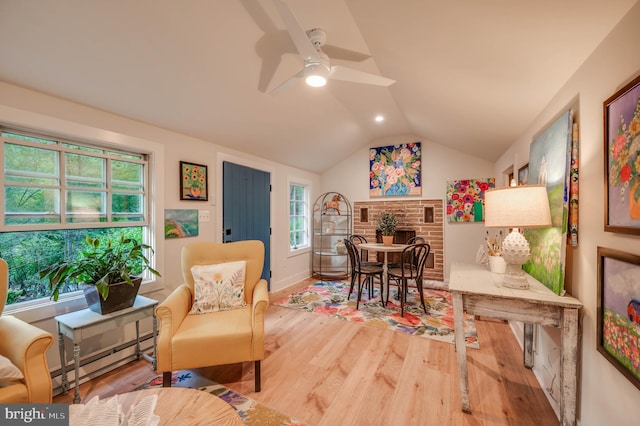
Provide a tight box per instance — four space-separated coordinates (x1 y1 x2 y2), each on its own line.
165 209 199 239
523 109 573 295
369 142 421 197
604 73 640 234
518 163 529 185
597 247 640 390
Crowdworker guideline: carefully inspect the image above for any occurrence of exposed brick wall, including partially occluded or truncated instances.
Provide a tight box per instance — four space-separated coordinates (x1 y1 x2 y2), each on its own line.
353 200 444 281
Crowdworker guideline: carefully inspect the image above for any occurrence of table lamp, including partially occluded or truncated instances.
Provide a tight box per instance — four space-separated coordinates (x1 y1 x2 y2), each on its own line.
484 185 551 289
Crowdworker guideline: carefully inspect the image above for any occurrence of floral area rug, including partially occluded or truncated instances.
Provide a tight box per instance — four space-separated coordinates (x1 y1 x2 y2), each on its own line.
138 371 304 425
274 281 479 348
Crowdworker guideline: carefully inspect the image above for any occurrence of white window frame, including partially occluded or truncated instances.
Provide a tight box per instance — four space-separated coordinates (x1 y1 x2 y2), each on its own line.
0 110 164 324
1 129 147 230
288 177 310 255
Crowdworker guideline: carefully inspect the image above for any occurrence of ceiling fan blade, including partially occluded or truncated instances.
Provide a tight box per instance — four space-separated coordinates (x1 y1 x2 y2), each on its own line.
330 65 396 87
322 45 370 62
268 68 305 94
273 0 318 61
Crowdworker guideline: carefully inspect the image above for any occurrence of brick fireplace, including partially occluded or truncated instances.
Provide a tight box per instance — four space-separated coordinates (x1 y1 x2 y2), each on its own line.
353 199 444 281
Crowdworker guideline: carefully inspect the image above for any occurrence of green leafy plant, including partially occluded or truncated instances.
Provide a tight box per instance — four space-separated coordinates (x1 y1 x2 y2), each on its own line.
40 234 160 301
377 211 399 236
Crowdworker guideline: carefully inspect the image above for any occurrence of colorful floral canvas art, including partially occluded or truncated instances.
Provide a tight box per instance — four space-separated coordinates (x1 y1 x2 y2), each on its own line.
369 142 421 197
605 75 640 233
446 178 495 222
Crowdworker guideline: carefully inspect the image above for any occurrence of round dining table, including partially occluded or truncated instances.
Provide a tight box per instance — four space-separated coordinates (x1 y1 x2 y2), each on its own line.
358 242 408 302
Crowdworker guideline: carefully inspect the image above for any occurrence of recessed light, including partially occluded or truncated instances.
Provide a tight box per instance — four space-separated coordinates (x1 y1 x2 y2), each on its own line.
375 115 385 123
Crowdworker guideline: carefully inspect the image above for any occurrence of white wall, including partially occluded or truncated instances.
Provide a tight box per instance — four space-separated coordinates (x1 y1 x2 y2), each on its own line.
495 3 640 424
322 134 495 278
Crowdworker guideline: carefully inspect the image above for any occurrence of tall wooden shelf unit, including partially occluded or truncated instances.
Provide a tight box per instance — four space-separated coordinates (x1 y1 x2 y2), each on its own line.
312 192 352 280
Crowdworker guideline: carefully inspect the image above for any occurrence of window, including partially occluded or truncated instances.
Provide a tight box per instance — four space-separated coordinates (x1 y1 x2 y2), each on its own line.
1 128 152 305
289 182 309 250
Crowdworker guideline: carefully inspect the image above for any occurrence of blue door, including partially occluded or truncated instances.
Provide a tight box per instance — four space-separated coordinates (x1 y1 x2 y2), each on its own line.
222 161 271 287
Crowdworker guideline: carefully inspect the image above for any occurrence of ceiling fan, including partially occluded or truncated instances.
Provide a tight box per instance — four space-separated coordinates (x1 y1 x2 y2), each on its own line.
271 0 395 91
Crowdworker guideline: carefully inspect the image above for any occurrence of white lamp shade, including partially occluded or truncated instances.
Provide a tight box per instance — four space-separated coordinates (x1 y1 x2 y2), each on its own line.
484 185 551 229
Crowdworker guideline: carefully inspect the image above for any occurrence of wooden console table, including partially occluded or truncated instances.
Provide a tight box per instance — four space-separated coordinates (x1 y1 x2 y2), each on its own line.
450 262 582 426
55 295 158 403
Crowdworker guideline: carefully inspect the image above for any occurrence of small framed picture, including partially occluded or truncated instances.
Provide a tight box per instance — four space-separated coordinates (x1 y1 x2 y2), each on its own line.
180 161 208 201
518 163 529 185
604 73 640 234
596 246 640 390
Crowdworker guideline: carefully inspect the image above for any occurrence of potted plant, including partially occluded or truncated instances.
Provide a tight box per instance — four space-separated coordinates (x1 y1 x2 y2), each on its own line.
377 211 399 246
40 233 160 314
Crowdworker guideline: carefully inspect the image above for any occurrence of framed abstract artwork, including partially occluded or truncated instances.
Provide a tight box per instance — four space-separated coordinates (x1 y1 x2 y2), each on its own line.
604 73 640 234
369 142 421 197
180 161 208 201
446 178 495 222
597 246 640 390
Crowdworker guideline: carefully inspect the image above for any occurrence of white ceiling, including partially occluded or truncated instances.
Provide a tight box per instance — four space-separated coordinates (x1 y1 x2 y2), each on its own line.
0 0 636 173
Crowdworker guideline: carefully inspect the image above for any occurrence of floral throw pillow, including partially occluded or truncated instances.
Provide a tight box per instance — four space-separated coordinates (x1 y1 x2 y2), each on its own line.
189 260 247 314
0 354 24 381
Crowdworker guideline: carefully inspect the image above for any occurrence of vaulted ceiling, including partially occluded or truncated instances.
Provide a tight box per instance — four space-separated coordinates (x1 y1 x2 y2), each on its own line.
0 0 636 173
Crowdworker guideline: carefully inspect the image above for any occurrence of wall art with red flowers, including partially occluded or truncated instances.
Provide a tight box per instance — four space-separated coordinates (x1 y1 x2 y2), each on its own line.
605 73 640 234
445 178 495 222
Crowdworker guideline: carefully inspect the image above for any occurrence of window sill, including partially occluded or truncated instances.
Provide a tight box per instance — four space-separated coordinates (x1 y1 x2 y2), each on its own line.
5 279 164 324
288 246 311 258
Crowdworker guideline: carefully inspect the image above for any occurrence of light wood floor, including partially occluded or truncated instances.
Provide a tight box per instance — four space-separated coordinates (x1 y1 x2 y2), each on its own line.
54 278 559 425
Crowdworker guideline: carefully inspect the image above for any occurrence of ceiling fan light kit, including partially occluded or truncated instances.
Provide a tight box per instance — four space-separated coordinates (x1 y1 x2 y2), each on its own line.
304 62 329 87
273 0 395 90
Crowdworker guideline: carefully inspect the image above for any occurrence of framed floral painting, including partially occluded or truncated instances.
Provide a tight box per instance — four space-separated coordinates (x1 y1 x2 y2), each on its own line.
446 178 495 222
180 161 208 201
597 246 640 390
369 142 421 197
604 73 640 234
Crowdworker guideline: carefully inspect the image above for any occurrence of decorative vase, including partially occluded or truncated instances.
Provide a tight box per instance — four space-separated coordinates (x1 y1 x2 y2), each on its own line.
382 235 394 246
488 256 506 274
82 277 142 315
630 182 640 220
335 240 347 255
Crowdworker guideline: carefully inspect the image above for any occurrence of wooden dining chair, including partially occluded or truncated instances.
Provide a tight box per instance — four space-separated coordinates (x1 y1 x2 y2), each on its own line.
387 243 431 317
348 234 382 267
344 239 385 308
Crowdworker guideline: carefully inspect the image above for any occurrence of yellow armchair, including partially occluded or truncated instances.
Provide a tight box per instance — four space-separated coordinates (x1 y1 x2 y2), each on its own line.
0 259 54 403
155 240 269 391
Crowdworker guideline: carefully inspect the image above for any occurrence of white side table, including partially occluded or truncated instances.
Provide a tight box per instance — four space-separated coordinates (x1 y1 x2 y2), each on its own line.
450 262 582 426
55 295 158 403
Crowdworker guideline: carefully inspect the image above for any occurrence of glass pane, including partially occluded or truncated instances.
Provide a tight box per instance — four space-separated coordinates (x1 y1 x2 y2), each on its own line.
295 201 305 216
112 160 143 191
5 186 58 214
294 185 304 199
4 143 59 185
2 132 57 145
112 193 143 214
66 190 105 222
109 151 142 160
113 214 144 222
65 153 105 188
62 143 103 154
0 227 144 304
